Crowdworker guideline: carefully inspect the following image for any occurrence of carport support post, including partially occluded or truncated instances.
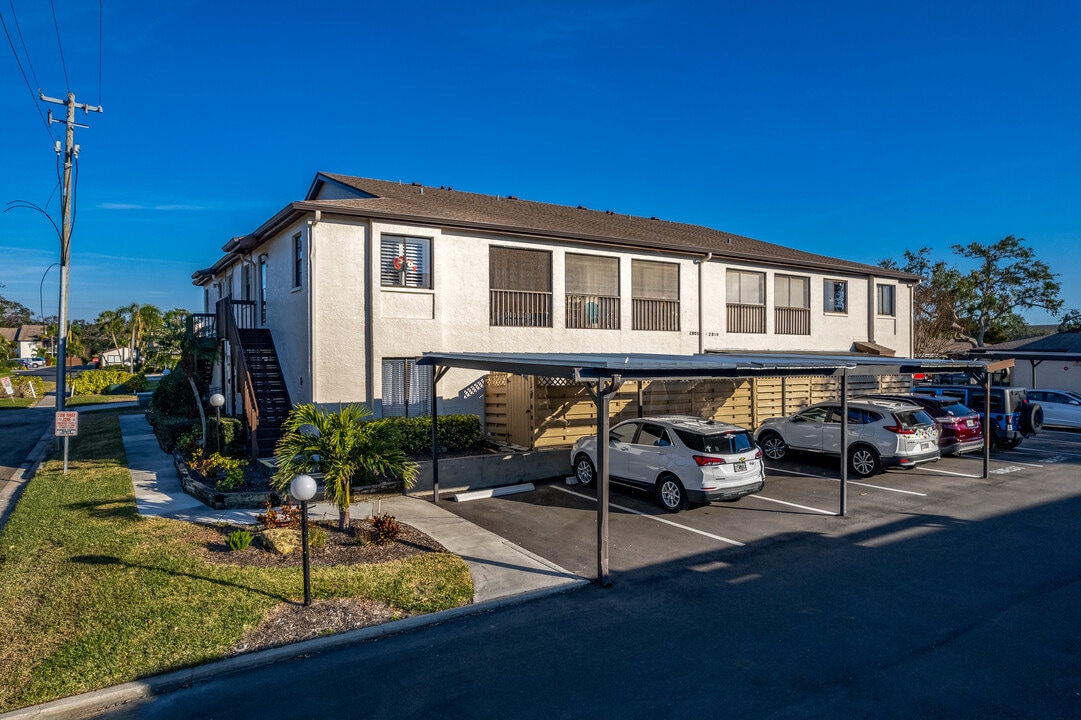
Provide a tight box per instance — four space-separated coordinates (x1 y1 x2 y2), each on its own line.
983 369 991 480
595 375 622 588
430 366 449 502
839 370 848 517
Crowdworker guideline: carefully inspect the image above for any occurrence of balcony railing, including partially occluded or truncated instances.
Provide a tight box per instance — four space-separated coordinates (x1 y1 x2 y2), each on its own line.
566 294 620 329
726 303 766 333
490 289 552 327
632 298 680 331
775 306 811 335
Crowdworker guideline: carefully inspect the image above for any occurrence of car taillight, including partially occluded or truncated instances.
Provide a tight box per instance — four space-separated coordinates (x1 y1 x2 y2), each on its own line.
754 448 763 459
884 424 915 435
693 455 726 466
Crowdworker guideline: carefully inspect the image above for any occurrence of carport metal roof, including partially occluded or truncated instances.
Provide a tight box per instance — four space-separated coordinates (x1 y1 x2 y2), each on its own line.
417 351 1005 585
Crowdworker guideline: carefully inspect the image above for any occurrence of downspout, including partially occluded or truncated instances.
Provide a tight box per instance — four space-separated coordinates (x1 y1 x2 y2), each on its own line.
365 219 375 412
867 275 876 344
308 211 320 404
698 252 713 355
908 282 915 357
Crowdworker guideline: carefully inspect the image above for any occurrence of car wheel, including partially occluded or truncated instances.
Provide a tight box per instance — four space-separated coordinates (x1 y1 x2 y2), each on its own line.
849 446 881 478
758 431 787 461
573 454 596 487
656 474 688 513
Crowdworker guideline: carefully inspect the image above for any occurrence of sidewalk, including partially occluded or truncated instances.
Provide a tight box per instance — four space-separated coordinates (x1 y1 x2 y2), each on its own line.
116 413 584 602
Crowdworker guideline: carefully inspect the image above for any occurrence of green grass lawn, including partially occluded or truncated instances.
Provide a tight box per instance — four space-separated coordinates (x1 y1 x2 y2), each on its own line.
0 375 55 409
0 411 472 712
66 394 138 407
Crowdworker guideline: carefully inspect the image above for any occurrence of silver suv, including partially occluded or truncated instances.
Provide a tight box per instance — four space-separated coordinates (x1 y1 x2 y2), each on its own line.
754 399 940 478
571 416 765 513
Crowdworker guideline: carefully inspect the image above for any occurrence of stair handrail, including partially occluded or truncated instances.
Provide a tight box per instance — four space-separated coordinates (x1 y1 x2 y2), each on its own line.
215 298 262 452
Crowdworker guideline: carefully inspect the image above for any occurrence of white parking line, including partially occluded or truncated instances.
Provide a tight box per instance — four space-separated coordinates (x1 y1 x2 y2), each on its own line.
767 467 927 496
552 485 745 546
920 467 984 478
745 494 837 515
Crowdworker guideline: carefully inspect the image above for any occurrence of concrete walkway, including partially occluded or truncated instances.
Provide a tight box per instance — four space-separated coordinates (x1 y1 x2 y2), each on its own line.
117 413 584 603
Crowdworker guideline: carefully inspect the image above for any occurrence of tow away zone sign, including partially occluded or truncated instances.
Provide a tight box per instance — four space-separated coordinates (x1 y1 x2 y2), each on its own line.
55 411 79 436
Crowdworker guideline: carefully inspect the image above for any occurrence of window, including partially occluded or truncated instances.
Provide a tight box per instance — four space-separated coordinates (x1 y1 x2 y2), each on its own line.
726 270 765 333
565 254 619 329
610 422 639 444
489 247 552 327
242 264 252 302
381 235 431 289
632 260 679 331
877 284 896 316
381 358 432 417
636 424 670 447
293 234 304 288
775 275 809 308
824 280 847 313
774 274 810 334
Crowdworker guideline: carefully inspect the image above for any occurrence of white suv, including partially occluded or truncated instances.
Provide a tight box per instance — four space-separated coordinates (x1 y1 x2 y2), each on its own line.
571 416 765 513
754 399 940 478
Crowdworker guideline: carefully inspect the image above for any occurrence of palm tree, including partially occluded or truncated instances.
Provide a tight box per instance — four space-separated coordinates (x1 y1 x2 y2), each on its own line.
95 309 126 363
272 404 417 530
122 303 143 372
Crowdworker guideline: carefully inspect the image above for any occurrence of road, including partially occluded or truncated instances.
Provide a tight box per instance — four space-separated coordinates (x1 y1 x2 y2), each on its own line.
100 431 1081 719
0 368 56 484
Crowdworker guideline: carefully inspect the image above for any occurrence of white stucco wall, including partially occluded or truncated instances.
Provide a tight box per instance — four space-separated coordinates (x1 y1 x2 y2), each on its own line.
207 211 915 420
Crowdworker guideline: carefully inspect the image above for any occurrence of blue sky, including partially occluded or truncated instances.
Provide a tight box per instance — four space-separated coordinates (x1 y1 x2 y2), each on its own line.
2 0 1078 325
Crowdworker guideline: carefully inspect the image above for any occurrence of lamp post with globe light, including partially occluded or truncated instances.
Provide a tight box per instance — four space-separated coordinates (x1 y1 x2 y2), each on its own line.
209 393 225 453
290 473 317 606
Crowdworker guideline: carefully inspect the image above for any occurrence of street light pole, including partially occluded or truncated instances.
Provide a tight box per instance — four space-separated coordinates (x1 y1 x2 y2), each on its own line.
290 474 317 606
39 263 60 324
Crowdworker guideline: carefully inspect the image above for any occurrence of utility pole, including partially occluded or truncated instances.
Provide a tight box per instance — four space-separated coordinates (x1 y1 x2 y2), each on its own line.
40 91 102 411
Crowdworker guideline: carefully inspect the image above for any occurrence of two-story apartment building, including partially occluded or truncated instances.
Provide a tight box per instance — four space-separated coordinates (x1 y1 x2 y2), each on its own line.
192 173 917 452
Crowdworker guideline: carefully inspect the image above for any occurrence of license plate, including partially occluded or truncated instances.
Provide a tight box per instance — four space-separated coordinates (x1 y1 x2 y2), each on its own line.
965 419 976 427
734 462 747 472
921 443 933 451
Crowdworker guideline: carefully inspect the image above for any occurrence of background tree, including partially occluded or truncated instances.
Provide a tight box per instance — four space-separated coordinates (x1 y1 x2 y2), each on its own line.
0 293 32 326
952 236 1061 347
95 309 126 359
1058 309 1081 333
880 247 967 357
145 308 189 370
272 404 417 530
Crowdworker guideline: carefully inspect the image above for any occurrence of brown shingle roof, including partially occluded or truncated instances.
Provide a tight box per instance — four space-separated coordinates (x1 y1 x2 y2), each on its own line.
195 173 921 283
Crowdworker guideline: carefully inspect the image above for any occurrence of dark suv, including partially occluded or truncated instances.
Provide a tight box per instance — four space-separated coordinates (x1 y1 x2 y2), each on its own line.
858 394 983 456
912 385 1041 449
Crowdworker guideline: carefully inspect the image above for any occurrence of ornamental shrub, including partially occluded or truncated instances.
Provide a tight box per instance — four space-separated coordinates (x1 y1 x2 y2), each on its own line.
9 375 45 399
149 370 197 419
147 411 197 454
72 369 139 395
188 449 248 491
226 529 253 551
370 513 401 545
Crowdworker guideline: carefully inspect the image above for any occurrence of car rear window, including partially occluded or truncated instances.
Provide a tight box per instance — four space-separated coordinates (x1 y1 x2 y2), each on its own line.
894 409 935 428
939 401 974 416
675 429 754 454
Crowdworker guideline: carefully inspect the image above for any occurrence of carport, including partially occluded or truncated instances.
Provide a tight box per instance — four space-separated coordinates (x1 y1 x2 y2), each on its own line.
418 351 1005 585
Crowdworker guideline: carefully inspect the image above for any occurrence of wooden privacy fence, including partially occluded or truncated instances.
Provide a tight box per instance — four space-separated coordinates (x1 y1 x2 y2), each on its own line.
485 373 912 450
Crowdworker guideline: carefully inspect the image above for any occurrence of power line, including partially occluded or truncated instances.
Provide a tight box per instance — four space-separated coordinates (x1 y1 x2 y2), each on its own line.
9 0 40 89
0 8 53 142
48 0 69 91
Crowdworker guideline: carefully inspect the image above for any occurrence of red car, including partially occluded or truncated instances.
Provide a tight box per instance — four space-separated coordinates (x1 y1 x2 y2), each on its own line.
858 394 984 456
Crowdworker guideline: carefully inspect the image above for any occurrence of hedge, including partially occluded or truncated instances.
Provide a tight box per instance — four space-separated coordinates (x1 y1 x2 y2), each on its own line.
148 370 198 419
372 414 482 455
72 369 148 395
7 375 45 399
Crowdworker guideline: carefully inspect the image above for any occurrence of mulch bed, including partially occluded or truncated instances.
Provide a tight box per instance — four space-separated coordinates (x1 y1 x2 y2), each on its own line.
196 518 460 655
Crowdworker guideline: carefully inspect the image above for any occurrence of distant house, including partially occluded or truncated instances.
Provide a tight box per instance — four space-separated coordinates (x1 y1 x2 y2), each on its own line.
99 347 133 367
190 172 920 455
2 325 49 359
973 331 1081 393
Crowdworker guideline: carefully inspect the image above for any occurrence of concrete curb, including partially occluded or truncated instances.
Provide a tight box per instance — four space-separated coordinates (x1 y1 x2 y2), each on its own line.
0 426 55 532
0 579 590 720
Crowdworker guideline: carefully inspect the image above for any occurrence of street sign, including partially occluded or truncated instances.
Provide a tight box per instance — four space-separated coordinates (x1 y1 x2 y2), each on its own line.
55 411 79 436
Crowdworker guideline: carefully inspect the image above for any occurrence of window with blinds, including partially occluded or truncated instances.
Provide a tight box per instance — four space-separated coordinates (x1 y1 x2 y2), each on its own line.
726 269 766 333
381 358 432 417
774 274 810 335
566 254 619 329
381 235 431 288
293 234 303 288
489 247 552 327
631 260 679 331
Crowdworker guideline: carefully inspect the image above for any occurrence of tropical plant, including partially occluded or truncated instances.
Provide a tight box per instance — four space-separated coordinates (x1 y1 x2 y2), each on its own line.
95 309 126 360
272 404 418 530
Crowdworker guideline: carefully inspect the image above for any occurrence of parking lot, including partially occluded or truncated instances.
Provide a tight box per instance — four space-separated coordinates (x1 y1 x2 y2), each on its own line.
441 428 1081 580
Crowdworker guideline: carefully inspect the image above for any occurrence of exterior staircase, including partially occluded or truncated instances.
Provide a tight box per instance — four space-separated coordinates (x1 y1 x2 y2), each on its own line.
236 328 291 456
